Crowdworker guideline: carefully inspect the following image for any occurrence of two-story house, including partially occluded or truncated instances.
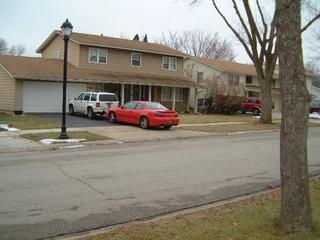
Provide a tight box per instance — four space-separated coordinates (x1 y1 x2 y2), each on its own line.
184 56 313 113
0 31 197 114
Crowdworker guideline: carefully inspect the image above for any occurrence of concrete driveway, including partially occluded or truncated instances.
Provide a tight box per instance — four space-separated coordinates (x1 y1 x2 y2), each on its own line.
31 113 111 128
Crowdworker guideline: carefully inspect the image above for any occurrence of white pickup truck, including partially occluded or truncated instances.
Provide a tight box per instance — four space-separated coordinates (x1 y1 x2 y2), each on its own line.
69 92 119 119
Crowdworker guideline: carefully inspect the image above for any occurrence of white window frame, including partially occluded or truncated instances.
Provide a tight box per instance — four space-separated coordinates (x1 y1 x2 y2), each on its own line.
131 52 142 67
88 47 108 64
162 56 177 71
53 51 60 59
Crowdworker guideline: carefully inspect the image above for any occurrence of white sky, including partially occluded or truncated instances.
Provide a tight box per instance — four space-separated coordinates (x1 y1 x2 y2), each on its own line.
0 0 316 64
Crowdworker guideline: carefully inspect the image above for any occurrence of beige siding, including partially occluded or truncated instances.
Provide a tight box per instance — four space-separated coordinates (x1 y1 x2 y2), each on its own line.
78 46 184 77
15 80 23 112
0 66 15 113
41 35 80 67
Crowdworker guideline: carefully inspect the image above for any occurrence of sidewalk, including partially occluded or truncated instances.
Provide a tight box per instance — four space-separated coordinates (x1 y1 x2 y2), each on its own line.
0 121 245 153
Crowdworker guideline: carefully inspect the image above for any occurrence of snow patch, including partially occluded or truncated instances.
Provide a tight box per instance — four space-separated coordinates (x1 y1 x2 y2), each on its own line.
309 112 320 120
0 124 19 132
39 138 86 145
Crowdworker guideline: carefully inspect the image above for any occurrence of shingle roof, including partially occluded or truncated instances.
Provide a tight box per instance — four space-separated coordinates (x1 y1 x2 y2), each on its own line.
192 57 257 76
0 55 198 88
36 31 186 57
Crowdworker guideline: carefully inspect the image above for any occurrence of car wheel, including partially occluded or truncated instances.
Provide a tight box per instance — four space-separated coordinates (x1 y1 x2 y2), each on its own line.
253 108 260 115
69 105 75 115
164 125 172 129
87 107 95 119
109 112 117 123
140 116 149 129
241 110 246 114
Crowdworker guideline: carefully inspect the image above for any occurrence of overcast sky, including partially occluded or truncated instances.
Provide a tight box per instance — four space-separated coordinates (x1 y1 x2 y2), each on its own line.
0 0 316 64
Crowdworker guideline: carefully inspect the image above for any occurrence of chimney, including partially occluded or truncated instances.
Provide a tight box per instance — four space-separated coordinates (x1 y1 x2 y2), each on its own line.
143 34 148 42
133 34 140 41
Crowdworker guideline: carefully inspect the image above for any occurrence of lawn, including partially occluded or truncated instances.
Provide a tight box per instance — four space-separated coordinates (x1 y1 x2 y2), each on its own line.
20 131 111 142
0 114 59 130
179 114 268 124
84 178 320 240
181 122 320 133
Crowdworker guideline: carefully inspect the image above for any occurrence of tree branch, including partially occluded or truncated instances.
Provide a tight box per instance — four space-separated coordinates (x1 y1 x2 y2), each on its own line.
301 13 320 33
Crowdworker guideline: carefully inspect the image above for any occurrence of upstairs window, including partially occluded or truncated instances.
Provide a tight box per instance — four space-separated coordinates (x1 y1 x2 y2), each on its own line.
53 51 60 59
272 79 276 87
162 57 177 71
89 48 107 64
246 76 253 84
131 52 142 67
228 74 240 85
197 72 204 82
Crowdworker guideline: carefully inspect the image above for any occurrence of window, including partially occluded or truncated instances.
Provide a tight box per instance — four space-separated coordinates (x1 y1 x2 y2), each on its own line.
246 76 253 84
53 51 60 59
123 102 137 109
84 93 91 101
175 88 183 102
272 79 276 87
228 74 240 85
90 94 97 101
197 72 204 82
99 94 118 102
162 57 177 71
161 87 172 101
135 103 144 110
161 87 183 102
89 48 107 64
131 53 141 67
77 93 85 100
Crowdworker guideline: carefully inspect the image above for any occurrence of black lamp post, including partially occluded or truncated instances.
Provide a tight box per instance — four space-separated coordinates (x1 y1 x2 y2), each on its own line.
59 19 73 139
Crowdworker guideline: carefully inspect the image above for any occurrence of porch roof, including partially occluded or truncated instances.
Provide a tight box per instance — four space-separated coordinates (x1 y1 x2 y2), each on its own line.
0 55 198 88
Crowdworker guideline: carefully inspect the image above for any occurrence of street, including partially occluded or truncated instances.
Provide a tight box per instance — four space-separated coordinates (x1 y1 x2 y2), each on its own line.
0 129 319 240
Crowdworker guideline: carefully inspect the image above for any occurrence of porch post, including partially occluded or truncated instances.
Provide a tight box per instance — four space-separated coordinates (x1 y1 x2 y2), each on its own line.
172 87 176 111
130 84 133 101
194 87 198 114
148 85 152 101
186 88 190 113
120 83 125 105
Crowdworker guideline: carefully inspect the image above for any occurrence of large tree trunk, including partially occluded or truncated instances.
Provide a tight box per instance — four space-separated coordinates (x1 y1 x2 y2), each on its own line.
276 0 312 232
260 74 273 124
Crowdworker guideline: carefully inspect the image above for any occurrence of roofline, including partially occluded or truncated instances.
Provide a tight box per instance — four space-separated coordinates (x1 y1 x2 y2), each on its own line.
184 56 227 74
36 30 184 57
0 63 14 79
15 77 197 88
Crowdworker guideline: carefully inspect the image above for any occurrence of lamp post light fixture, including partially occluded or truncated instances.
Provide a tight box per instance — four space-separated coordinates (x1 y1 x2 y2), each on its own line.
59 19 73 139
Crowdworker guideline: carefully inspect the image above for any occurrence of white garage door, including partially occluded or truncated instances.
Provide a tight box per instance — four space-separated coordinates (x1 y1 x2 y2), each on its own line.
23 81 87 113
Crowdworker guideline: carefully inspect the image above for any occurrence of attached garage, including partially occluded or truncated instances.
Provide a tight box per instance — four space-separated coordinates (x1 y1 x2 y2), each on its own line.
22 81 87 113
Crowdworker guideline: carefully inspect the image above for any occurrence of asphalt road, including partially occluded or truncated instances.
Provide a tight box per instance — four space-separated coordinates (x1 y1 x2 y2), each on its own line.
0 130 319 240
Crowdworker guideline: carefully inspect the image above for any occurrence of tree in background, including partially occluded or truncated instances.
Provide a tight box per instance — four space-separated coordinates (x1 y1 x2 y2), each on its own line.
158 30 236 61
0 37 25 56
0 38 8 55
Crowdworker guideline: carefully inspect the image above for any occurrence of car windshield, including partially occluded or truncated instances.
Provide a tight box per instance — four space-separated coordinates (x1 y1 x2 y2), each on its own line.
99 94 118 102
144 102 168 110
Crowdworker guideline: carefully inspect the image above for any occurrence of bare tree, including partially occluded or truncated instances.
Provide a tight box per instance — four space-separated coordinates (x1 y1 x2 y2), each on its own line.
205 74 245 114
0 38 8 55
7 44 25 56
276 0 315 232
159 30 236 61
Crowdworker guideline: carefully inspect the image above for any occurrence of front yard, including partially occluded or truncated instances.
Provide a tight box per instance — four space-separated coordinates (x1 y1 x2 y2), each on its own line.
0 114 59 130
84 178 320 240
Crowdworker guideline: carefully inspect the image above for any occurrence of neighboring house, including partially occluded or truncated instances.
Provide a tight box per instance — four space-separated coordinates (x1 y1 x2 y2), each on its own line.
184 56 313 113
0 31 197 114
312 79 320 99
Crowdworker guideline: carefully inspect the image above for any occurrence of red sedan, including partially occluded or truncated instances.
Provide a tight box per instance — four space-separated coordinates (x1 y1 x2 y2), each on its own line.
106 101 179 129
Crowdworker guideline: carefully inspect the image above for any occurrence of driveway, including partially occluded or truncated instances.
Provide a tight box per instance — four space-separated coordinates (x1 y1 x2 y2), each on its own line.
31 113 112 128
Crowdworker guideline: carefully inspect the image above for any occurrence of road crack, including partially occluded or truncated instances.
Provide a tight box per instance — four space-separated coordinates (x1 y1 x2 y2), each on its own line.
49 161 106 196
